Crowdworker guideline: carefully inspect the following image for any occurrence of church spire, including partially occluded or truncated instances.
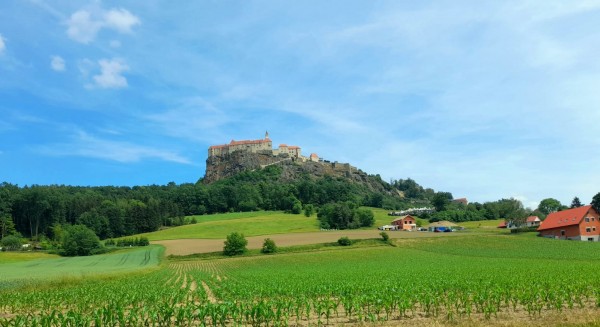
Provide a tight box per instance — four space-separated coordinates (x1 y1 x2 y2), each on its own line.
265 131 270 140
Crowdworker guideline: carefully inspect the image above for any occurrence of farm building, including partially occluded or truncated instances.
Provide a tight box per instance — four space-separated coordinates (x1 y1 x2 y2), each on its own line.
537 205 600 241
526 216 541 227
379 225 398 231
498 216 541 229
391 215 417 231
427 221 459 232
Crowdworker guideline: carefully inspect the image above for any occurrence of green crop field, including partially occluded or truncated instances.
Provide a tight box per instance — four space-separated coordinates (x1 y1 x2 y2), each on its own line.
138 211 320 240
2 234 599 326
0 246 163 283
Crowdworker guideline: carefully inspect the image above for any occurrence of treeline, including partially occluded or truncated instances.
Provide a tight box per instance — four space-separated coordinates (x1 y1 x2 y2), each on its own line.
429 198 528 222
429 194 600 223
0 166 431 241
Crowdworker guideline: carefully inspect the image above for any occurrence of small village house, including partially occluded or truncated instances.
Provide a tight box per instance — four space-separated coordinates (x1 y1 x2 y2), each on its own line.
537 205 600 241
498 216 541 229
391 215 417 231
526 216 541 227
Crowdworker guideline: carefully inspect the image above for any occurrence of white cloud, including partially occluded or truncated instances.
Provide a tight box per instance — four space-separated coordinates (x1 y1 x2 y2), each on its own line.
66 8 140 44
93 59 129 89
104 9 140 34
66 10 103 44
39 131 191 164
0 33 6 54
50 56 65 71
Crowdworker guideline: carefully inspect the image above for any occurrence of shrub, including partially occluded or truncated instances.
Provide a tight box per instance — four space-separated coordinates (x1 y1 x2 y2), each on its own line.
1 235 21 251
104 239 116 246
380 232 389 242
338 236 352 246
261 238 277 254
291 200 303 214
223 232 248 256
304 204 315 217
60 225 103 256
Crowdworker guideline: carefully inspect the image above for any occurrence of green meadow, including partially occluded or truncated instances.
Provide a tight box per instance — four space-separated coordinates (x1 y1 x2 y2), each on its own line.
136 208 433 241
0 245 163 282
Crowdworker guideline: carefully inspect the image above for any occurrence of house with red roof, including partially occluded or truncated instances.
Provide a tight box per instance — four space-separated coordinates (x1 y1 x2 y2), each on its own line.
391 215 417 231
537 205 600 241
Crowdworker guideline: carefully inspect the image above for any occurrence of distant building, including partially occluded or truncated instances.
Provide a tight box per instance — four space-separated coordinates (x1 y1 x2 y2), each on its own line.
537 205 600 241
526 216 541 227
391 215 417 231
453 198 468 206
208 132 303 159
498 216 541 229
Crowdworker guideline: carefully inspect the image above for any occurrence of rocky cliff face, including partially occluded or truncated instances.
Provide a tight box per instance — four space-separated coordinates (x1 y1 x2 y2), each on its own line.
203 151 392 195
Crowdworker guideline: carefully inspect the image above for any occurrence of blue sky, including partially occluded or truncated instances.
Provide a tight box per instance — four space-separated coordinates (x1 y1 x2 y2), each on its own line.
1 1 599 208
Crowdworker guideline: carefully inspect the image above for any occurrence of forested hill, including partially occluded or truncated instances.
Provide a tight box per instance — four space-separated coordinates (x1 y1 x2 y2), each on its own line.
0 166 435 241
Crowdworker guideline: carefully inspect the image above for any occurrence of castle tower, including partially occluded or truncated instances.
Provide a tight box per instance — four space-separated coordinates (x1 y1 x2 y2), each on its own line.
265 131 270 140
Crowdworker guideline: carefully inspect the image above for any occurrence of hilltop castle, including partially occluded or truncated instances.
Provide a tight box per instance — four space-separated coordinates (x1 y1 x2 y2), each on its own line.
208 132 320 162
204 132 358 183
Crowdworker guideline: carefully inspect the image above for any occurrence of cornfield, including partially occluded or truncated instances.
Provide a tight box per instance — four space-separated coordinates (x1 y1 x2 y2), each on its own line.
1 236 599 326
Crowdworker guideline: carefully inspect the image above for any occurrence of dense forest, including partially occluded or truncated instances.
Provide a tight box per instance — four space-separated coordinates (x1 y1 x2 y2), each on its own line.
0 166 435 242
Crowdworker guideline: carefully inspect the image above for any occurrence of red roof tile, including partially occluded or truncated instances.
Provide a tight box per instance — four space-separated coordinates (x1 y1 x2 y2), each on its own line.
537 205 593 231
497 221 507 228
526 216 540 223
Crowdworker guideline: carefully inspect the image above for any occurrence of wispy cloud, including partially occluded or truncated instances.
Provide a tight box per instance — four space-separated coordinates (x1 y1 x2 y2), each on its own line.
50 55 65 71
0 33 6 54
92 58 129 89
66 7 140 44
38 131 191 164
145 97 232 142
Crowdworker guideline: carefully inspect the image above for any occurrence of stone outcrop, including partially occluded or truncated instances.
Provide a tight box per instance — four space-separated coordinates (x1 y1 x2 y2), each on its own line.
203 152 392 195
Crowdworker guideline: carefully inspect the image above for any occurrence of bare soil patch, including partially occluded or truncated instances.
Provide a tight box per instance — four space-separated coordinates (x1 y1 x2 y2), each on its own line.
155 230 459 256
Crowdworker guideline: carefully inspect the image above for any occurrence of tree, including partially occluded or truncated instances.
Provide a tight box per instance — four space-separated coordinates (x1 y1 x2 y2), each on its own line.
355 208 375 227
261 238 277 254
0 214 16 239
537 198 563 216
303 204 315 217
60 225 102 256
223 232 248 256
1 235 21 251
592 193 600 214
570 197 583 208
291 200 303 214
432 192 453 212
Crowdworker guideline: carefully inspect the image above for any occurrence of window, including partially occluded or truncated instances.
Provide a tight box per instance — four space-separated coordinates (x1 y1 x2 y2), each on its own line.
593 227 596 232
588 238 594 242
560 230 565 236
586 227 592 233
585 217 590 222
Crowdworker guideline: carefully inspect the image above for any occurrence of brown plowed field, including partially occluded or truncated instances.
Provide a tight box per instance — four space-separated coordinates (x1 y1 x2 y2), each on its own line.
154 230 462 256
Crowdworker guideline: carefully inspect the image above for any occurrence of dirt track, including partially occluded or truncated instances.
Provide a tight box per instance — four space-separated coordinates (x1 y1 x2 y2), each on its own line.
154 230 459 256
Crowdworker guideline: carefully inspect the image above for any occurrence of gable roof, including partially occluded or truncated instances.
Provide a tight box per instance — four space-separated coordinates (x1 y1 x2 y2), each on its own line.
526 216 540 223
391 215 415 223
537 205 593 231
497 221 507 228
